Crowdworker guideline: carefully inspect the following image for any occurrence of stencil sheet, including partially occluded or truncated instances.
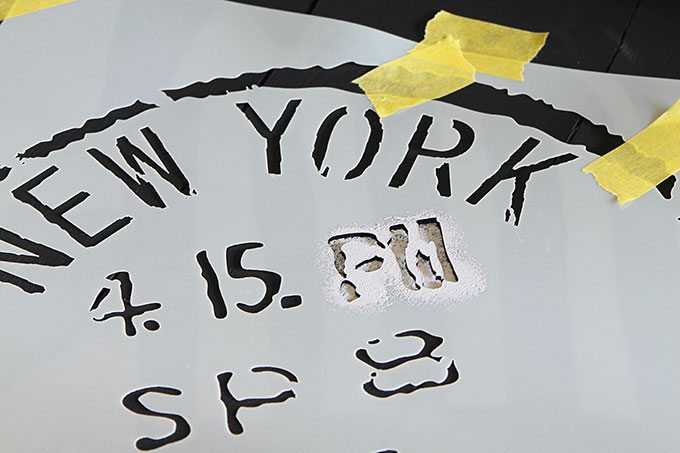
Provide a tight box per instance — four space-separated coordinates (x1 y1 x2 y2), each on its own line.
1 1 680 451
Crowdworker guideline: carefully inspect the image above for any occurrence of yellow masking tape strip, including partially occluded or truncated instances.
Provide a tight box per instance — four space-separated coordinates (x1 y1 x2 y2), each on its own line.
414 11 548 81
353 36 475 117
353 11 548 116
0 0 74 20
583 98 680 205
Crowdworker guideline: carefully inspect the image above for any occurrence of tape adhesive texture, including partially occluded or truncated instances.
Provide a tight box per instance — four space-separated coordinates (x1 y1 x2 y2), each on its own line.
0 0 74 21
415 11 548 81
353 36 475 117
353 10 548 117
583 98 680 205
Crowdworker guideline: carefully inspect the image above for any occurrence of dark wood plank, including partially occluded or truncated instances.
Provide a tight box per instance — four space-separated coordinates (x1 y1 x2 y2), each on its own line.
608 0 680 79
311 0 640 73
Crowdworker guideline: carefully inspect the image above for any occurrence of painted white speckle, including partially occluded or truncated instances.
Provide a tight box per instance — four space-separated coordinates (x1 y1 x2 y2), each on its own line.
317 211 487 314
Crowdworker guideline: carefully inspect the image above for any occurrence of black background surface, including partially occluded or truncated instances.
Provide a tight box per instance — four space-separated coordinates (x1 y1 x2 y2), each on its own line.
231 0 680 79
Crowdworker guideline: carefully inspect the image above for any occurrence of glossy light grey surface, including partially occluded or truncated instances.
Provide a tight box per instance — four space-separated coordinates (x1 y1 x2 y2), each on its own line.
1 1 679 451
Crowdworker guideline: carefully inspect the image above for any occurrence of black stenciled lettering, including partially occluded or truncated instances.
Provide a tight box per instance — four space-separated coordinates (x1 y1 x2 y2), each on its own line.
86 127 192 208
196 245 300 317
236 99 302 174
122 386 190 451
389 116 474 191
0 227 73 294
357 330 459 398
345 109 383 180
123 128 191 196
217 366 297 435
87 147 163 208
466 137 578 226
280 294 302 309
251 366 298 382
196 250 227 319
12 166 132 247
312 106 348 176
162 71 268 100
0 271 42 295
90 271 161 336
356 330 443 370
435 163 451 197
161 63 673 201
0 165 11 182
226 242 282 314
363 359 459 398
657 177 675 199
18 100 158 160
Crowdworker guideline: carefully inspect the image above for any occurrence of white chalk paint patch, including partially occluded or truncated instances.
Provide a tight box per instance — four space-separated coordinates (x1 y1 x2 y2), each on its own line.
317 211 487 314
